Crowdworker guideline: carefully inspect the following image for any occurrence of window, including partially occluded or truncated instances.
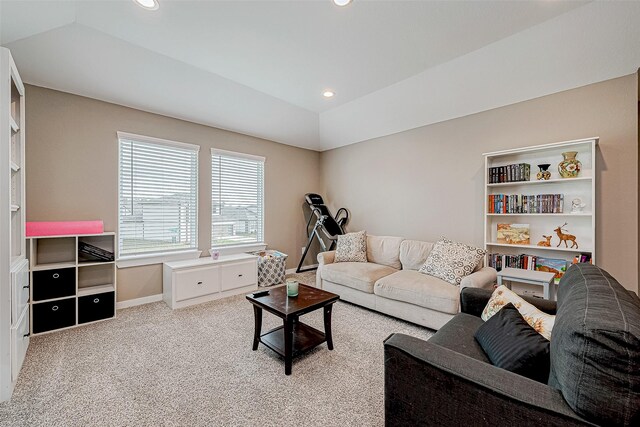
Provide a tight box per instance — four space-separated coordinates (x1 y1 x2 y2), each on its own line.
118 132 199 258
211 149 264 247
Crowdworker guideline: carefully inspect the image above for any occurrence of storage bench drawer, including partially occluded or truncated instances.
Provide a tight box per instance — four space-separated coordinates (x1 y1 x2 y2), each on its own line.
32 297 76 334
78 291 115 324
175 266 220 301
33 267 76 301
221 260 257 291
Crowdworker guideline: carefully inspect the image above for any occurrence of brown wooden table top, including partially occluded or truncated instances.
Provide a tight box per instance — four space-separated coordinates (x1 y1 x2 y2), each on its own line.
246 284 339 319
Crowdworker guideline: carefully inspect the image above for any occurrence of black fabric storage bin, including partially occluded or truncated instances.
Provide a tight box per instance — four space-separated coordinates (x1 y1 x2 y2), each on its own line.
32 297 76 333
32 267 76 301
78 291 115 324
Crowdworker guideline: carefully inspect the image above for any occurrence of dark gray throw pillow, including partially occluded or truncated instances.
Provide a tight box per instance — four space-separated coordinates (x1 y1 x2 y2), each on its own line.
474 303 550 383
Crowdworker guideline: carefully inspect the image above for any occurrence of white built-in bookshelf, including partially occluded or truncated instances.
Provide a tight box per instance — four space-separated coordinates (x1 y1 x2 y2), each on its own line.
483 138 597 295
0 48 28 401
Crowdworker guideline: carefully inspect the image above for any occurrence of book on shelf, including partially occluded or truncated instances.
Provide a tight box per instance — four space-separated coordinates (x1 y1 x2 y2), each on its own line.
488 253 537 271
496 223 530 245
78 241 114 262
488 163 531 184
535 257 568 284
572 253 593 264
488 194 564 214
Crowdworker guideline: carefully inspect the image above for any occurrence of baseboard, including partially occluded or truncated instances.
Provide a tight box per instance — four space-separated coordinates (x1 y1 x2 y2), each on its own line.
116 294 163 309
286 264 318 274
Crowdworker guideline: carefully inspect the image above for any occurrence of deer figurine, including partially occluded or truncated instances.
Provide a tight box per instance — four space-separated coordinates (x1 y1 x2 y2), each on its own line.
537 235 552 247
554 223 578 249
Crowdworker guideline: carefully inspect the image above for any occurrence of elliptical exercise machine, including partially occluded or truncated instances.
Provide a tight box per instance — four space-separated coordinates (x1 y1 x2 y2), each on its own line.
296 193 349 273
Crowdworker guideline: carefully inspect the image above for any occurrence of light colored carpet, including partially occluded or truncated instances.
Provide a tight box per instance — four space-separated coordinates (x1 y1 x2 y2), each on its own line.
0 272 433 427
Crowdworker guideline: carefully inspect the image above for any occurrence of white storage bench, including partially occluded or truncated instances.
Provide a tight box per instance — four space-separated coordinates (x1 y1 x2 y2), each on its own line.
163 254 258 309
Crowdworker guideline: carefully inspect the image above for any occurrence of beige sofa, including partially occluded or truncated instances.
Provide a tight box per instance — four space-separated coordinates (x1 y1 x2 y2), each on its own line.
316 235 497 330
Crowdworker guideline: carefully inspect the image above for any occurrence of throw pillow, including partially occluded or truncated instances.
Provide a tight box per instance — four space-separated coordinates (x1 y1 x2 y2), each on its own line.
482 285 555 340
334 231 367 263
418 237 485 286
475 303 551 383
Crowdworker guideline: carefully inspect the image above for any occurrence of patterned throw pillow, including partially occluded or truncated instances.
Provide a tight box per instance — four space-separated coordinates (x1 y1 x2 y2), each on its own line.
481 285 555 340
334 231 367 263
418 237 485 286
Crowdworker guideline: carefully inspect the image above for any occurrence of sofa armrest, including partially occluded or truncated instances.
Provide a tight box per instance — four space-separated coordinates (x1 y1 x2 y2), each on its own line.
317 250 335 266
459 267 497 291
460 287 495 317
460 287 558 317
384 333 595 427
316 251 335 288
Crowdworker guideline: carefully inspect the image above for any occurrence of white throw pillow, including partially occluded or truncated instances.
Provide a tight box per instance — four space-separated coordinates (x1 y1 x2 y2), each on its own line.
418 237 485 286
481 285 555 340
334 231 367 263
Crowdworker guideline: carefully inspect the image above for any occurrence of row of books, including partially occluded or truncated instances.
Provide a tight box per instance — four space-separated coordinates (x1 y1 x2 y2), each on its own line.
489 252 593 283
488 253 539 271
488 163 531 183
488 194 564 214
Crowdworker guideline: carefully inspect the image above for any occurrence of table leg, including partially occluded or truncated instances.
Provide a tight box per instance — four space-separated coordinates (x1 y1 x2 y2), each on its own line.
543 280 551 300
324 305 334 350
284 318 294 375
252 305 262 351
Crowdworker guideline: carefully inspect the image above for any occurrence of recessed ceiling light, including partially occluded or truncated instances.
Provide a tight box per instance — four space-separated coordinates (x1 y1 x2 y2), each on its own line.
333 0 352 6
133 0 159 10
323 91 335 98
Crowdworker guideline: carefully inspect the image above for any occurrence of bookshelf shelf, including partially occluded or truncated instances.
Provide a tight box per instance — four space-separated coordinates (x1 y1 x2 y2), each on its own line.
486 176 592 187
487 213 592 217
9 116 18 133
483 138 597 288
486 242 593 253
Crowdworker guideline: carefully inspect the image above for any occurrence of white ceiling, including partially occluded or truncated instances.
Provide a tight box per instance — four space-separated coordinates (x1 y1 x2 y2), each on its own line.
1 1 639 151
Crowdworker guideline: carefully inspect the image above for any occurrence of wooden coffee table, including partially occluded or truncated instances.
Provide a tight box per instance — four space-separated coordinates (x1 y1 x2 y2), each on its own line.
246 284 339 375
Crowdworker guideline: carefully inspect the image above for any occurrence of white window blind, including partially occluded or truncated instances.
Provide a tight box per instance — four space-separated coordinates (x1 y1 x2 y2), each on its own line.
118 133 199 257
211 149 264 247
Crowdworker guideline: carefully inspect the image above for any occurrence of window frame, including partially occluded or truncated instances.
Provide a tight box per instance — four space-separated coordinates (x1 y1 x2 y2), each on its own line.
116 132 201 266
210 147 266 250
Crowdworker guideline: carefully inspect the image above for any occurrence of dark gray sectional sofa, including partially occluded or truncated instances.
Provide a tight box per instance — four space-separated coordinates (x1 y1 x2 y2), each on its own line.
384 263 640 426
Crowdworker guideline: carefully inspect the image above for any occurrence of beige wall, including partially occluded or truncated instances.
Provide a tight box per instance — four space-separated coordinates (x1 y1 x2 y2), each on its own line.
25 85 321 302
321 74 639 292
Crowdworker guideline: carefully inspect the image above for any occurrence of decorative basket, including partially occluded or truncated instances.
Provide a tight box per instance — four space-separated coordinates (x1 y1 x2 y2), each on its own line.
250 250 288 287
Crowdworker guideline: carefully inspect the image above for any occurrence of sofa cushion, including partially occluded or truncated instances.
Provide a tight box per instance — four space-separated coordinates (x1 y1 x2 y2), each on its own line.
475 303 551 383
374 270 459 314
429 313 490 363
549 263 640 426
418 237 486 286
367 235 403 269
334 230 367 263
399 240 434 271
321 262 397 293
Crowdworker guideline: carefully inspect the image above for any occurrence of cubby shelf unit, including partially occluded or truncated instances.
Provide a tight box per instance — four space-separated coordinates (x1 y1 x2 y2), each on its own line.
483 138 597 283
27 232 117 336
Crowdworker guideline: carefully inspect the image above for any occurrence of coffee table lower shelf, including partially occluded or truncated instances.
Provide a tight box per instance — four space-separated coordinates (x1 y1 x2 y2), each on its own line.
260 322 326 358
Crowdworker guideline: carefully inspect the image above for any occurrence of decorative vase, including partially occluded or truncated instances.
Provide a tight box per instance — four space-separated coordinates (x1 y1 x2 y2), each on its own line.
536 164 551 180
558 151 581 178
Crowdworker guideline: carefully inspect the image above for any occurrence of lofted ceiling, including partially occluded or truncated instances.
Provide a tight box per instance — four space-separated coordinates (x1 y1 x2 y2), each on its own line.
1 1 639 151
